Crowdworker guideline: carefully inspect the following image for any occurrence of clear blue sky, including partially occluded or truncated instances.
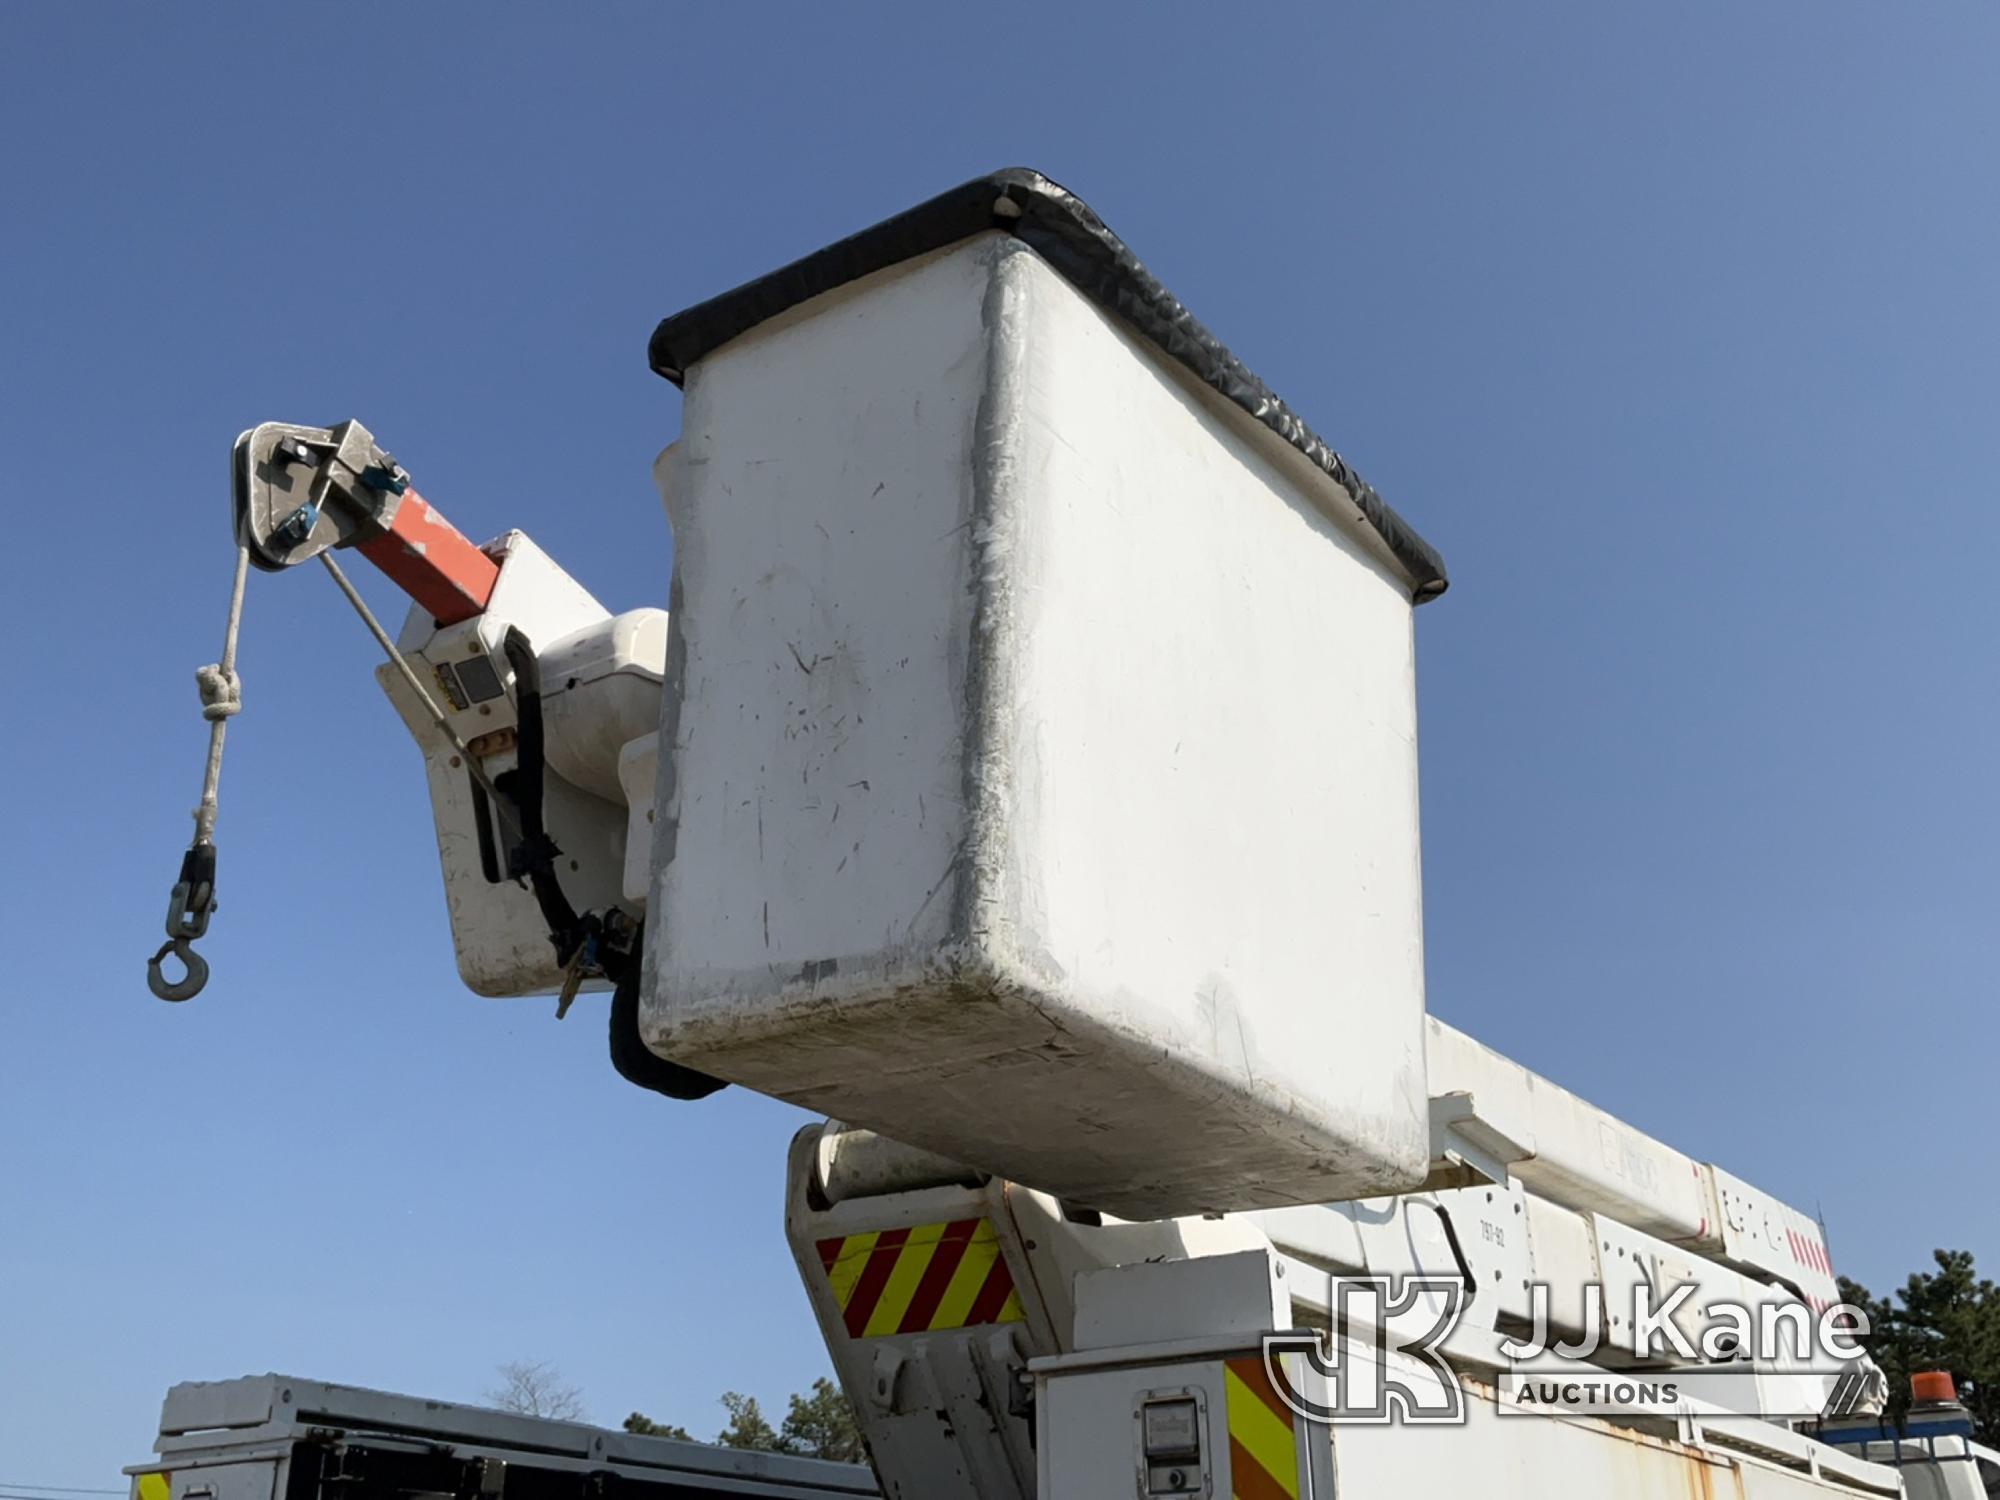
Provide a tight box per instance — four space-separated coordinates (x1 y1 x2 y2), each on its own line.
4 2 1994 1483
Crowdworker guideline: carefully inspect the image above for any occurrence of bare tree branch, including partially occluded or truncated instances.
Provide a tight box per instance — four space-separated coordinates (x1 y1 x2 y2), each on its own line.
486 1360 587 1421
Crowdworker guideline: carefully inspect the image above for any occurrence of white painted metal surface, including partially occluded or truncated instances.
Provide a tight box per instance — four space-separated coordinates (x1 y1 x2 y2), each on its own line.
1423 1020 1842 1309
540 608 669 802
1035 1330 1901 1500
1426 1018 1718 1244
648 233 1431 1216
376 535 647 995
783 1119 1891 1500
1327 1375 1902 1500
617 732 661 906
1071 1250 1289 1351
1710 1165 1842 1313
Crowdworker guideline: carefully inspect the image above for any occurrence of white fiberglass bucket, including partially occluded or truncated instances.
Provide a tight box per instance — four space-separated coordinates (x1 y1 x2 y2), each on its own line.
640 175 1445 1216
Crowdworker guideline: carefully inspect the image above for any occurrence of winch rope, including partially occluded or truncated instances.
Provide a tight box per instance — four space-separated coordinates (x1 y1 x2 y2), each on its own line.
148 542 528 1004
145 543 251 1001
196 543 250 841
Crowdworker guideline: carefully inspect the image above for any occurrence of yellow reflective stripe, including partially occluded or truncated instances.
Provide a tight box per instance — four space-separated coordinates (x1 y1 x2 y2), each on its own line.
823 1230 879 1310
863 1221 946 1337
1225 1365 1300 1498
136 1475 171 1500
995 1285 1025 1324
931 1220 1001 1329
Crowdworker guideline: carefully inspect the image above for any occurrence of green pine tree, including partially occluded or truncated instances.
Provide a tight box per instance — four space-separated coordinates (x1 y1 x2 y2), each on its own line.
623 1378 865 1464
1839 1249 2000 1443
777 1377 868 1464
715 1391 782 1451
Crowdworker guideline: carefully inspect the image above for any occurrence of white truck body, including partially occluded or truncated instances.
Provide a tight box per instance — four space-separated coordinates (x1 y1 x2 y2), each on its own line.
779 1028 1882 1500
189 171 1974 1500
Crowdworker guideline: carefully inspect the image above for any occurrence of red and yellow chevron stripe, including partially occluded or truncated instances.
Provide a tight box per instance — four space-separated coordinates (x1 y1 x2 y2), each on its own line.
815 1218 1025 1338
1224 1355 1302 1500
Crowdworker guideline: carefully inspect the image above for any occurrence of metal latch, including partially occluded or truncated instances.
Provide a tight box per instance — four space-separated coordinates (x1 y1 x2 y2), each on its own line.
1136 1387 1210 1497
1422 1090 1532 1191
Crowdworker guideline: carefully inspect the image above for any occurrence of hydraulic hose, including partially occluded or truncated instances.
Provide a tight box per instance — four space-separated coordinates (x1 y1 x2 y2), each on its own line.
501 629 723 1101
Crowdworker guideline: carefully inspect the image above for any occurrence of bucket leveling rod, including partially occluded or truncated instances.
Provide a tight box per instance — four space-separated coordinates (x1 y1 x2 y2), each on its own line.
146 420 501 1001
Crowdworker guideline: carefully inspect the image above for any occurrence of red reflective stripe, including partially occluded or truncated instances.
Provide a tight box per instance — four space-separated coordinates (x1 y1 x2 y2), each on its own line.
842 1227 910 1338
898 1219 979 1334
1227 1356 1294 1426
1227 1436 1295 1500
965 1248 1019 1326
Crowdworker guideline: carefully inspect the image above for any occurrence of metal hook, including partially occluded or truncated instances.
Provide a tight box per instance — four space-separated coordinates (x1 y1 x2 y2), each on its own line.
148 936 209 1003
152 844 218 1001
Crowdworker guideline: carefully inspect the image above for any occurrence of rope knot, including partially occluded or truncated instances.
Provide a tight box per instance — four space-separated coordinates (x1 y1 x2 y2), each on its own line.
196 663 242 721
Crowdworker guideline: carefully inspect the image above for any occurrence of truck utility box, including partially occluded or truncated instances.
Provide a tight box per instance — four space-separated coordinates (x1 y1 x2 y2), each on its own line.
126 1374 878 1500
642 171 1449 1216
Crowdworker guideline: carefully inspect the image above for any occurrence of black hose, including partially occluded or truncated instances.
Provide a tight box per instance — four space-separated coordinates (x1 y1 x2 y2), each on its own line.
608 944 727 1100
502 628 723 1101
500 628 585 953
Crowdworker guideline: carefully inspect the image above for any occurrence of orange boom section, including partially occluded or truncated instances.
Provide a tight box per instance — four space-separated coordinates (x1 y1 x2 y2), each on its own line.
355 488 499 626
